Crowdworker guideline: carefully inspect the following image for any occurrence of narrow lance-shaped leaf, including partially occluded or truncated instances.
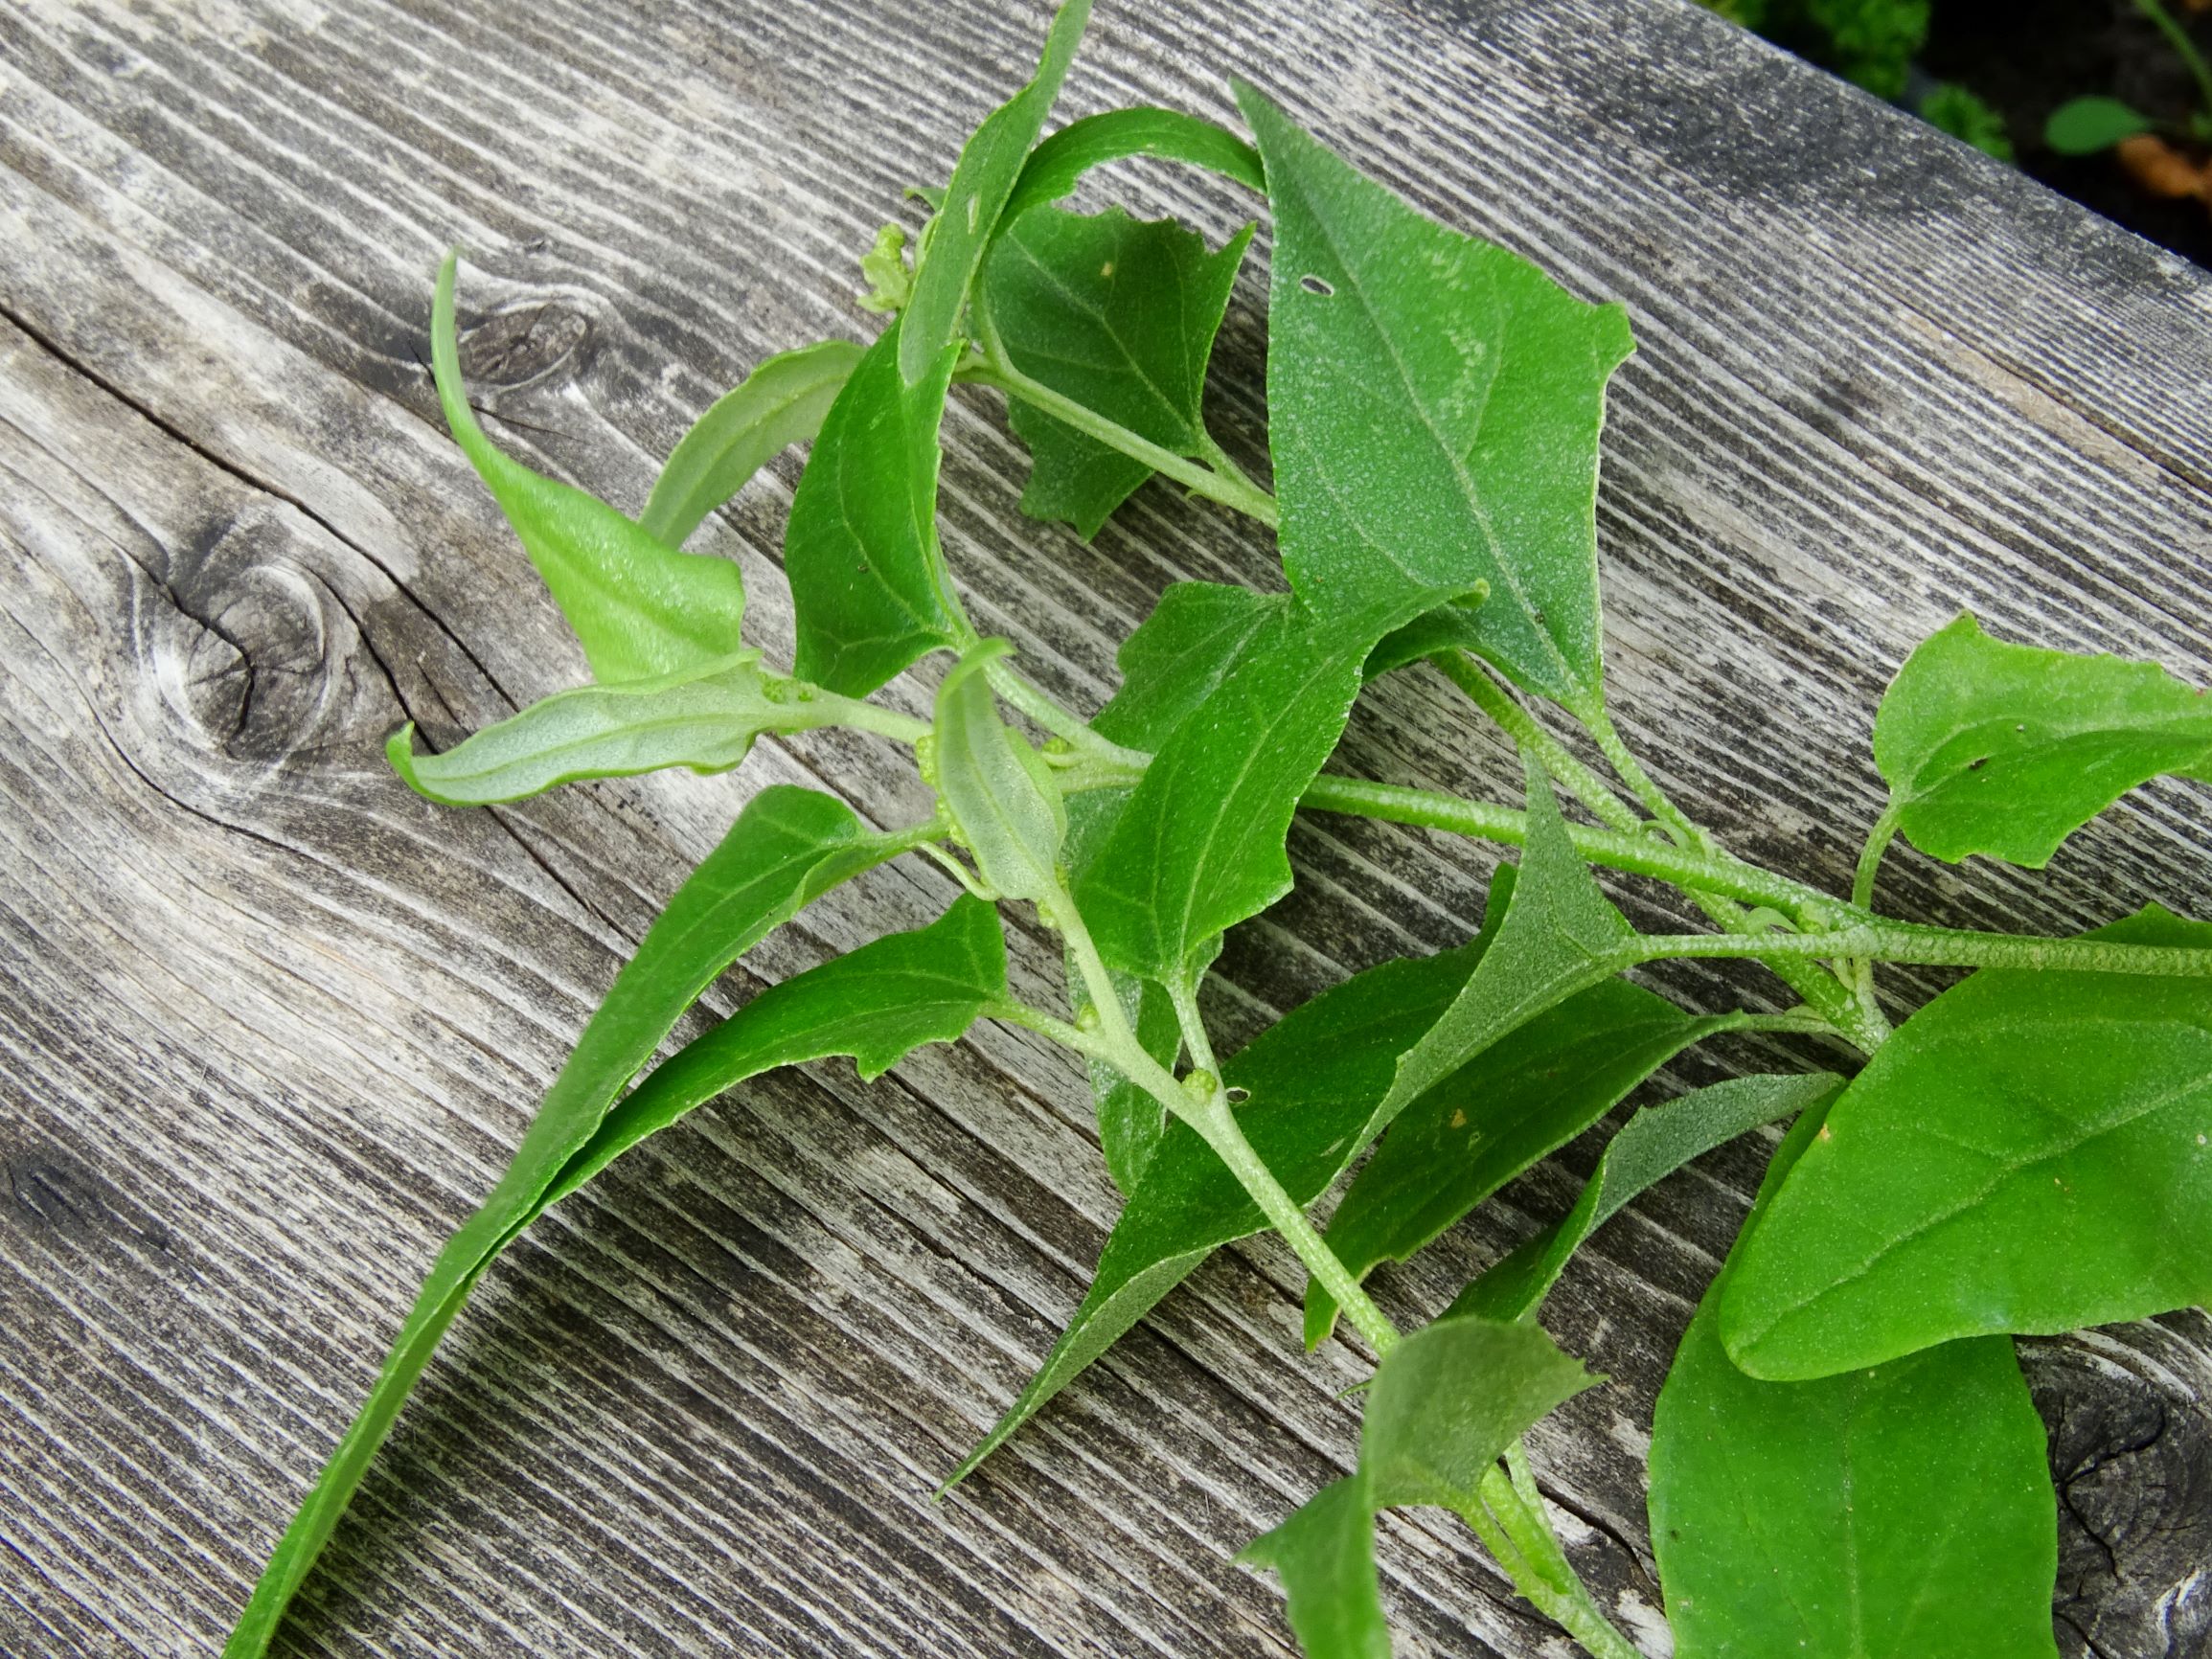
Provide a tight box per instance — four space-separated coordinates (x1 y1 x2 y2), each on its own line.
933 643 1067 905
1722 903 2212 1379
640 339 863 548
1234 84 1633 706
983 206 1253 536
1244 1317 1597 1657
387 651 860 807
224 785 914 1658
1001 106 1266 224
430 251 747 682
1306 979 1767 1346
946 893 1509 1486
1381 759 1635 1119
1874 612 2212 868
784 317 968 696
899 0 1092 382
1650 1104 2060 1659
1450 1071 1844 1325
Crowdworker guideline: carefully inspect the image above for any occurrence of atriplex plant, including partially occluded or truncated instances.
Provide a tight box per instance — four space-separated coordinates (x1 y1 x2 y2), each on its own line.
226 6 2212 1655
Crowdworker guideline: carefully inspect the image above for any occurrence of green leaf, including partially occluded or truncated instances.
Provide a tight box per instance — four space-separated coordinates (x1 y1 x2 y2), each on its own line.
1450 1071 1843 1325
946 914 1501 1486
898 0 1093 383
1074 604 1371 978
1361 1317 1599 1510
1237 1478 1390 1659
639 339 863 548
1243 1318 1594 1659
1722 904 2212 1380
430 251 748 683
387 651 802 806
1003 106 1266 224
1361 602 1488 681
1874 612 2212 868
1234 85 1634 703
983 207 1253 536
1091 580 1288 750
1306 978 1757 1347
223 784 905 1657
2043 95 2154 154
1381 760 1635 1120
1651 1106 2060 1659
539 893 1006 1210
1078 965 1183 1193
784 317 968 696
933 643 1067 904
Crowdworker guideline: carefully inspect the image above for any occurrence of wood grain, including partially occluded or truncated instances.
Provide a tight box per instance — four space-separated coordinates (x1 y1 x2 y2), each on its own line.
1 0 2208 1653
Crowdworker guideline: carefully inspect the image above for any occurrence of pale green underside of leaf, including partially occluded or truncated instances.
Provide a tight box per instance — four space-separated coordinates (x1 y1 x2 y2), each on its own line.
1246 1318 1595 1655
1306 977 1752 1346
431 251 747 684
1235 83 1631 704
934 643 1067 905
1722 904 2212 1380
1450 1071 1842 1326
1382 759 1634 1119
946 924 1496 1486
898 0 1093 383
387 652 805 806
641 338 863 548
1002 105 1266 225
1876 612 2212 868
784 318 966 695
985 207 1252 536
1651 1108 2060 1659
223 785 911 1658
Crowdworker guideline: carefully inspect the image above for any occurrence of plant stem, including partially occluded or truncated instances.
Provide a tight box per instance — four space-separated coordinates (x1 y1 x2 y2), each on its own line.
1297 776 1848 926
1429 654 1643 834
1586 705 1700 849
983 658 1149 771
1633 923 2212 978
1854 803 1903 913
2137 0 2212 122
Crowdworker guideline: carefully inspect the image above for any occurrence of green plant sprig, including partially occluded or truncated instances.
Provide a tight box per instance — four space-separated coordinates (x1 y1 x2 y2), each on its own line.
227 10 2212 1659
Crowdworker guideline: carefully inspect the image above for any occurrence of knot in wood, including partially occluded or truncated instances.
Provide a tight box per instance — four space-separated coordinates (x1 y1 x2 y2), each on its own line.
458 298 594 393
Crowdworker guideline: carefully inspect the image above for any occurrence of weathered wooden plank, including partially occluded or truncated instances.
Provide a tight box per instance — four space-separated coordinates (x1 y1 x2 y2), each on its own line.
1 0 2208 1654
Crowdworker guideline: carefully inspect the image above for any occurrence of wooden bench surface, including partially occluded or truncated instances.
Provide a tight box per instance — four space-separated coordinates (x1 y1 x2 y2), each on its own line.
4 0 2210 1652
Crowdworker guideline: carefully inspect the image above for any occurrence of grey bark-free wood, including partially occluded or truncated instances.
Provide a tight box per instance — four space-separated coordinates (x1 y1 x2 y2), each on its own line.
2 0 2209 1652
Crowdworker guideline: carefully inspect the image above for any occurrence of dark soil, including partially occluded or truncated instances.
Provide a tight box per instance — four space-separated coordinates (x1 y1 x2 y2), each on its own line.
1925 0 2212 267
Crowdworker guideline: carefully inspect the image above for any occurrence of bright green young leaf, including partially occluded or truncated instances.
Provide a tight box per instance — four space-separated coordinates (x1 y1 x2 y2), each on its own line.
639 339 863 548
1722 904 2212 1380
946 911 1502 1485
1651 1107 2060 1659
784 318 968 696
540 893 1006 1209
933 643 1067 904
1361 1316 1599 1511
1234 84 1633 705
1306 978 1754 1347
1243 1317 1594 1658
1238 1478 1390 1659
224 784 910 1657
387 652 813 806
898 0 1092 382
1074 604 1371 979
1002 106 1266 224
983 207 1253 536
1874 612 2212 868
1450 1071 1842 1325
430 252 748 683
1381 761 1635 1120
2043 95 2154 154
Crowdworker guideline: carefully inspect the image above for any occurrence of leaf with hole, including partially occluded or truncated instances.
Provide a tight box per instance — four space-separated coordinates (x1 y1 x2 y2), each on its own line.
640 339 863 548
1651 1107 2060 1659
1722 905 2212 1379
1873 613 2212 869
1235 83 1632 703
431 251 748 682
983 206 1252 536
